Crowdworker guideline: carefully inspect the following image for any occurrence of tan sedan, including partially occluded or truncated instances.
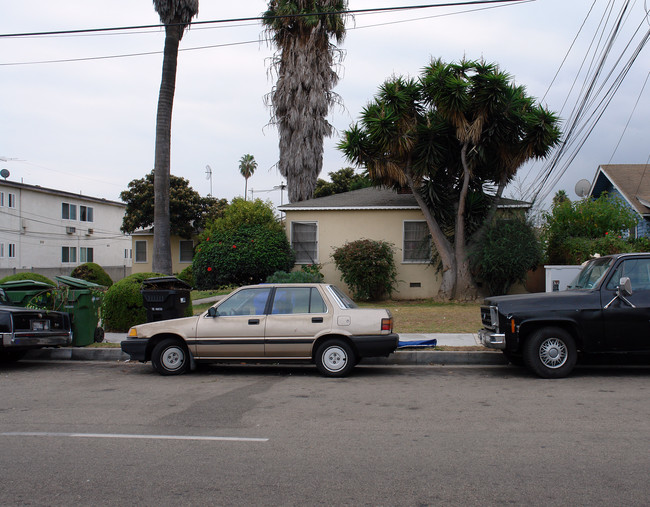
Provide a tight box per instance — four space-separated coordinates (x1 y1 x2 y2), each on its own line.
121 283 398 377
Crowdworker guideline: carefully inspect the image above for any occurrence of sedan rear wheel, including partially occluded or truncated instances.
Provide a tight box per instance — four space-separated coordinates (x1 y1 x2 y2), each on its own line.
315 339 356 377
151 338 189 376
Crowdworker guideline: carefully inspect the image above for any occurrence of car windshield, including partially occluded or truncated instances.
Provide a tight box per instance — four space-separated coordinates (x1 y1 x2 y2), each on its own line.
568 257 614 289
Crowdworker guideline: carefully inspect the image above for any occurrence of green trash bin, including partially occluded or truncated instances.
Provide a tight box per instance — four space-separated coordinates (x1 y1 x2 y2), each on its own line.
0 280 56 308
54 276 105 347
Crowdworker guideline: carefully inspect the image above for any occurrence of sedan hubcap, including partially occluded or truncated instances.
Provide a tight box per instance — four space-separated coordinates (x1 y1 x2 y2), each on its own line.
539 338 567 369
323 346 347 372
162 347 184 371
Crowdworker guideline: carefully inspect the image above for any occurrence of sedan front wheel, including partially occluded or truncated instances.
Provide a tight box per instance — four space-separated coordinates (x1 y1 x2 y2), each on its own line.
151 338 189 376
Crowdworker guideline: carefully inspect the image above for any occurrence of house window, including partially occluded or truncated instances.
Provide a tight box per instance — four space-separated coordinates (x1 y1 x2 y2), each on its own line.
62 246 77 263
80 205 94 222
8 244 15 258
135 240 147 263
179 240 193 263
291 221 318 264
0 192 3 207
80 247 94 263
0 244 3 257
62 203 77 220
403 221 431 263
7 193 15 208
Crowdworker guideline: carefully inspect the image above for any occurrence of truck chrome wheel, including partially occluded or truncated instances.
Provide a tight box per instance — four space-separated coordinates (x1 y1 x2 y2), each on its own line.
524 327 577 379
538 338 568 369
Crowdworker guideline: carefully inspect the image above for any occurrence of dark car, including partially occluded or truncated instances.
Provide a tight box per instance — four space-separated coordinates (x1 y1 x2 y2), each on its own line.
0 288 73 363
479 253 650 378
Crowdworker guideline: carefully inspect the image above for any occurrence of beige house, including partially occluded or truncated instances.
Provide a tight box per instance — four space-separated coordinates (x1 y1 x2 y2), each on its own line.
130 229 195 275
279 186 529 299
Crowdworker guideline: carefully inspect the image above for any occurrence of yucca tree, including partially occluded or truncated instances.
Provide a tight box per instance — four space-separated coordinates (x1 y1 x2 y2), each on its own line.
263 0 348 202
340 59 561 300
239 154 257 200
151 0 199 274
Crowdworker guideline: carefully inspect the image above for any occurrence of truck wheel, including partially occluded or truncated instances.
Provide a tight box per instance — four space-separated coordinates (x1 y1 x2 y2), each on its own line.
524 327 576 378
315 339 356 377
151 338 189 376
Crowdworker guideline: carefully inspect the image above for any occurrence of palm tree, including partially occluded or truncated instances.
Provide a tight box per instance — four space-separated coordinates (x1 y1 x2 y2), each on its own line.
340 60 561 300
239 154 257 200
263 0 348 203
151 0 199 274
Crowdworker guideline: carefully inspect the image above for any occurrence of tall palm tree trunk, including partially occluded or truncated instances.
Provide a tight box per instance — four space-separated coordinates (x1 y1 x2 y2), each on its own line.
152 25 182 275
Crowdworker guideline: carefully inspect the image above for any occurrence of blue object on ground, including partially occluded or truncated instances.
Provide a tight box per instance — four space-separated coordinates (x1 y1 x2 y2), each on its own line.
397 338 438 348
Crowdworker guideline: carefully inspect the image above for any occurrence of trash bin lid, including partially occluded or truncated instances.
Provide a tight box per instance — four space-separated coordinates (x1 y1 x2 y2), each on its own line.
0 280 55 290
141 276 192 290
54 275 103 289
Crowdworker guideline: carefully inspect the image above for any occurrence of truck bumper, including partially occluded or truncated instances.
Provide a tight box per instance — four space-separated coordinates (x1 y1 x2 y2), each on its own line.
479 329 506 350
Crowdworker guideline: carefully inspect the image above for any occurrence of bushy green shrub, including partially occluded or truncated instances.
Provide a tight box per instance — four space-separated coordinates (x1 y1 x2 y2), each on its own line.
177 265 194 287
70 262 113 287
554 235 650 265
332 239 397 301
543 192 638 264
0 272 55 286
470 219 542 296
102 272 162 332
193 225 295 289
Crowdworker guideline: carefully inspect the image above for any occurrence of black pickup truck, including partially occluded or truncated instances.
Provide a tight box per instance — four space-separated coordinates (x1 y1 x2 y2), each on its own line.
0 288 72 363
479 252 650 378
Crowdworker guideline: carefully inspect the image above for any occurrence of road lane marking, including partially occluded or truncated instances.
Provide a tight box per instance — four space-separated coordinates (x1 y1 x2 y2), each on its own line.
1 432 268 442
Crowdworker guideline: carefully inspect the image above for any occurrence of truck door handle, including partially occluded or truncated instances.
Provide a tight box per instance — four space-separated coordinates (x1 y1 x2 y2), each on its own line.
248 319 260 325
312 317 323 323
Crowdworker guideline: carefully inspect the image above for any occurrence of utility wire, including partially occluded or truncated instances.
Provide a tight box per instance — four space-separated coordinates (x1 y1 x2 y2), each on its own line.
0 0 529 38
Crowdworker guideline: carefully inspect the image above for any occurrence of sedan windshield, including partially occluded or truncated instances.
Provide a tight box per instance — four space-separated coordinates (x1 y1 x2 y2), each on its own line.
568 257 614 289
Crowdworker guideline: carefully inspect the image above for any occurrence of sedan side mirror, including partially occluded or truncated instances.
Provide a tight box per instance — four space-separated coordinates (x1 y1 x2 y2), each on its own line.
619 276 632 296
207 307 218 318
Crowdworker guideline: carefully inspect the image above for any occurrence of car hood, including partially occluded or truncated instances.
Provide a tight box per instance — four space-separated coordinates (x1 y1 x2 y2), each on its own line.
131 315 200 337
484 289 599 313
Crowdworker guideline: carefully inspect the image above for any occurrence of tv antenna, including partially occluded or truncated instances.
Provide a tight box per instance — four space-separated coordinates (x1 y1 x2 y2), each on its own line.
205 165 213 196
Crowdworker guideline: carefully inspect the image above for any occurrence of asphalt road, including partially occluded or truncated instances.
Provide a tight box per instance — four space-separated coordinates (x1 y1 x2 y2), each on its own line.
1 360 650 506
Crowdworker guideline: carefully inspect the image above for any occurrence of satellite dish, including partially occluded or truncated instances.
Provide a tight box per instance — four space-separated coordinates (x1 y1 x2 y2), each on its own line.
575 179 590 198
0 169 9 180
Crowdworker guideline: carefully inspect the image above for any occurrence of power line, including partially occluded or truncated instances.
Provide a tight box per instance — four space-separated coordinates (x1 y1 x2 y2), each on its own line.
0 1 530 38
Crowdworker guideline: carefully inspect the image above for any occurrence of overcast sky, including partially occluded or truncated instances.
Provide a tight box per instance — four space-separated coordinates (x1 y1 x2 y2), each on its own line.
1 0 649 209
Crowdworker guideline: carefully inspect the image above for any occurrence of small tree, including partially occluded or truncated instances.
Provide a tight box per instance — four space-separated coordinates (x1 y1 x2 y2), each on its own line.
121 171 228 238
102 272 163 332
543 192 638 264
332 239 397 300
70 262 113 287
313 167 372 198
193 198 294 289
470 219 542 296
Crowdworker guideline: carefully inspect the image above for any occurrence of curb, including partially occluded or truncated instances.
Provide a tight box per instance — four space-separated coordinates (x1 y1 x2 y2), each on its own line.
24 347 507 366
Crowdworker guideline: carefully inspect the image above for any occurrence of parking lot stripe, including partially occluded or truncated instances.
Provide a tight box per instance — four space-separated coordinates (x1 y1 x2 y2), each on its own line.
1 432 268 442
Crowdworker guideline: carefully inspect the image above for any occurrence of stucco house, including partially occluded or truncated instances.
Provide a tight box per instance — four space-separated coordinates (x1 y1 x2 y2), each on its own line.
589 164 650 237
279 186 529 299
0 179 132 281
130 229 195 276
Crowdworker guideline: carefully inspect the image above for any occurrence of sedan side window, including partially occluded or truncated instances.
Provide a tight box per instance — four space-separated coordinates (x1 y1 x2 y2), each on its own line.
606 259 650 291
271 287 327 314
216 288 271 316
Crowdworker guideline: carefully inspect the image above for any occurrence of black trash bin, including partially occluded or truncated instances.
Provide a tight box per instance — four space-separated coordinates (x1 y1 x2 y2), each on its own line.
141 277 192 322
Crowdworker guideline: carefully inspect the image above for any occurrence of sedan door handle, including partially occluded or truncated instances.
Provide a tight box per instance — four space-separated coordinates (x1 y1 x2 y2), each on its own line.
312 317 323 323
248 319 260 325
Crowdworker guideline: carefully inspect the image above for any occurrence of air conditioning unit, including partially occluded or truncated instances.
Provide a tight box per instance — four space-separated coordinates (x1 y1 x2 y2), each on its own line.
86 228 94 236
66 226 76 234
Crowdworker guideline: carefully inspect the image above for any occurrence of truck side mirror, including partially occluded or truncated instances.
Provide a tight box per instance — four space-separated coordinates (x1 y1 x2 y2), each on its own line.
619 277 632 296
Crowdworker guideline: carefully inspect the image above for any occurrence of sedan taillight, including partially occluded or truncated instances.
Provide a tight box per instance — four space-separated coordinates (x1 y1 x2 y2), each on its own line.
381 318 393 332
